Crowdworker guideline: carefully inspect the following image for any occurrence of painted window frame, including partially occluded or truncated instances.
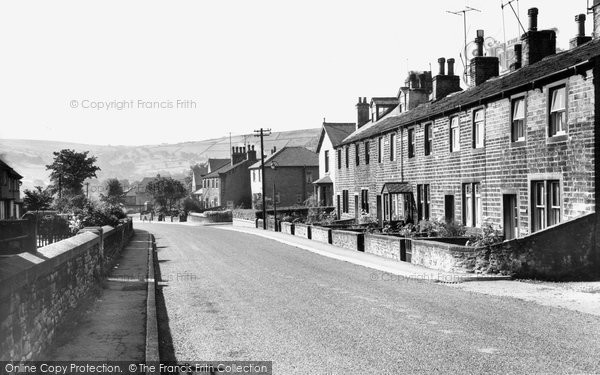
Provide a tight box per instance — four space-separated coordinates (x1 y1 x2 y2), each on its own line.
472 108 485 149
407 127 415 158
449 116 460 152
510 95 526 143
548 82 568 138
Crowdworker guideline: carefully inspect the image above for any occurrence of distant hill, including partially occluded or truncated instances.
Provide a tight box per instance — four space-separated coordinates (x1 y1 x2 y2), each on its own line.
0 128 321 191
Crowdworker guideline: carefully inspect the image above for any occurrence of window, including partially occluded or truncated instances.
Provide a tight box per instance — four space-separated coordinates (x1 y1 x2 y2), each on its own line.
355 144 360 166
424 123 432 156
390 133 396 161
549 85 566 136
252 170 256 182
473 109 485 148
361 189 369 213
345 147 349 168
324 150 329 173
337 149 342 169
342 190 349 213
378 137 383 163
450 116 460 152
408 128 415 158
417 184 430 220
258 170 261 182
531 180 561 232
463 182 482 227
365 141 370 164
511 97 525 142
306 171 313 183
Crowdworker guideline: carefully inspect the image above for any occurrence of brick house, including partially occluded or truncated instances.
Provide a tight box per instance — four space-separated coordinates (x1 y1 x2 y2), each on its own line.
200 147 257 209
249 147 319 208
0 159 23 219
314 121 355 206
334 7 600 245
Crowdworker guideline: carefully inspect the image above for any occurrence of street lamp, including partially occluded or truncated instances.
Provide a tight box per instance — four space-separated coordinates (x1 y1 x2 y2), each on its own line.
271 161 279 231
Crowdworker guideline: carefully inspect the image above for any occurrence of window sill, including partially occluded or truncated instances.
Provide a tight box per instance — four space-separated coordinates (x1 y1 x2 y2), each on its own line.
547 134 568 144
449 150 460 155
510 140 526 148
471 147 485 155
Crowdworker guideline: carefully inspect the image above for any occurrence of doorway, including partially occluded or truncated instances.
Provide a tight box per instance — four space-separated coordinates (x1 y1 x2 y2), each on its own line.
444 195 455 223
503 194 518 240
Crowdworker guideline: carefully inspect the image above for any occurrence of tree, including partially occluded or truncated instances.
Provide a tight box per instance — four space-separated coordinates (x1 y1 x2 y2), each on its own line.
46 149 101 197
100 178 125 205
23 186 53 212
146 175 186 213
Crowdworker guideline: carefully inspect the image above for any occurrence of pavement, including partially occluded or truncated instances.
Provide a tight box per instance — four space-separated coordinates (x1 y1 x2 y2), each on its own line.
47 229 154 361
137 222 600 374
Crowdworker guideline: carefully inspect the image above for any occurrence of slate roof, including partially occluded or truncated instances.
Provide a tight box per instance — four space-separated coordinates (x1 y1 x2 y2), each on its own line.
0 158 22 179
203 158 252 178
381 182 412 194
249 147 319 169
322 123 356 148
191 164 208 181
340 38 600 146
372 97 399 105
313 175 333 184
207 158 230 172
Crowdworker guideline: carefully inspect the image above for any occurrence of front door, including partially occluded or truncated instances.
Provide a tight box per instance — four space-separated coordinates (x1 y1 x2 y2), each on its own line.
444 195 455 223
503 194 518 240
354 195 359 218
336 195 341 219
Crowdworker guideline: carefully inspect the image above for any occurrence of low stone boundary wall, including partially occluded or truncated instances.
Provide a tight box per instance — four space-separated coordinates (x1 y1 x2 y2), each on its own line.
0 220 134 361
331 230 364 252
364 233 402 261
281 222 294 235
311 226 331 244
294 224 311 239
233 218 256 228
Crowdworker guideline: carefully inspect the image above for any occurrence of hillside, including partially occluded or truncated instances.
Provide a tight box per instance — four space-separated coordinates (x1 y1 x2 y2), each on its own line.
0 128 321 190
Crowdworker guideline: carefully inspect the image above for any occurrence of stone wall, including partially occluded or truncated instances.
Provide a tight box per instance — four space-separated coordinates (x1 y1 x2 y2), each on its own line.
331 230 364 252
410 213 599 279
0 221 134 361
232 218 256 228
310 226 331 244
280 222 294 235
364 233 402 261
294 224 311 239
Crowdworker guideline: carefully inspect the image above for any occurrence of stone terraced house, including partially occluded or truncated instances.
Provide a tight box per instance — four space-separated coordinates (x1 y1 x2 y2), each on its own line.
334 6 600 248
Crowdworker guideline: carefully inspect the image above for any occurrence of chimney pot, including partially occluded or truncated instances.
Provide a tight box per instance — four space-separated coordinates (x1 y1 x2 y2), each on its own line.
447 58 455 76
576 14 586 37
437 58 446 75
475 30 484 57
528 7 538 31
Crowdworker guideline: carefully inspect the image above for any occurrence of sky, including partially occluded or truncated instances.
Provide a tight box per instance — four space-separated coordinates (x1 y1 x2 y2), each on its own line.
0 0 592 146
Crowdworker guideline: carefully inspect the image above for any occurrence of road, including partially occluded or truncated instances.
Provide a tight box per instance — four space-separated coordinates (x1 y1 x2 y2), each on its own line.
137 223 600 374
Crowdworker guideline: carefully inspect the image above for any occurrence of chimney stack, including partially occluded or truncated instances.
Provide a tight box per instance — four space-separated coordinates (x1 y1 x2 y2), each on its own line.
521 8 556 66
431 57 461 101
510 44 522 71
356 97 370 129
570 14 592 48
469 30 499 86
246 145 257 162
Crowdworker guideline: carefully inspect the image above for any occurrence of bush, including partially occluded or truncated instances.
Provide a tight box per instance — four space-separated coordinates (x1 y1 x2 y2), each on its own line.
203 210 232 222
467 222 504 247
71 201 127 229
232 209 259 221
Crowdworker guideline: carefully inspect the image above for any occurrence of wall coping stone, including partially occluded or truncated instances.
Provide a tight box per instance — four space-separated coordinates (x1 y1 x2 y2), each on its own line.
0 231 100 300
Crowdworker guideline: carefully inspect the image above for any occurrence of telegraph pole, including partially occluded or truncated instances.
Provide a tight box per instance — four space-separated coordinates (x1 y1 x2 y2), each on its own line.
447 6 481 85
254 128 271 229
